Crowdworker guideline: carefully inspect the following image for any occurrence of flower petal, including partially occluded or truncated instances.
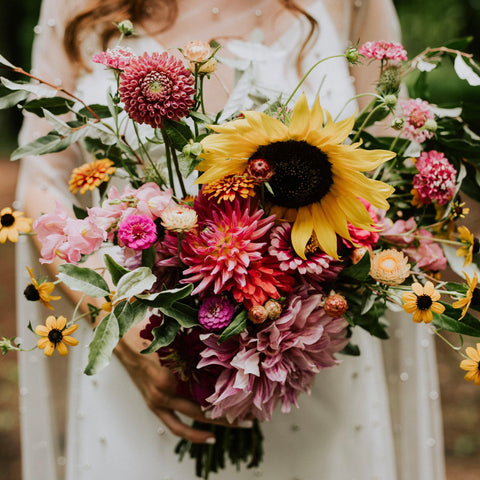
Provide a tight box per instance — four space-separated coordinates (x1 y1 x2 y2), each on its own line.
291 205 313 260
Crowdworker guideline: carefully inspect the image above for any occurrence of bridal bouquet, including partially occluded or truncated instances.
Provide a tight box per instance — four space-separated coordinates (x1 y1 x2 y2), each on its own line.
2 24 480 477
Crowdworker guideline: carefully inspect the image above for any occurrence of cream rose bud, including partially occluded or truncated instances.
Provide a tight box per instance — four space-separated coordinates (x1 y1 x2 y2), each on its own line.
160 205 198 232
182 40 213 63
197 58 217 74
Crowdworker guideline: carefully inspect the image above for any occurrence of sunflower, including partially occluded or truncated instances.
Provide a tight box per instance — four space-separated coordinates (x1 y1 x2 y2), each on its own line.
35 315 79 357
401 281 445 323
0 207 32 243
196 94 395 259
24 266 61 310
460 344 480 385
452 271 479 320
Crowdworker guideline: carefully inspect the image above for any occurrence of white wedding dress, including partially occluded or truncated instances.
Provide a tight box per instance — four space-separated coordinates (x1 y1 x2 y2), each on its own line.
15 0 446 479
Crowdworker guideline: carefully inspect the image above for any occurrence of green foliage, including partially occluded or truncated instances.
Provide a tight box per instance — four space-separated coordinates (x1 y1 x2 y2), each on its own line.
218 310 248 343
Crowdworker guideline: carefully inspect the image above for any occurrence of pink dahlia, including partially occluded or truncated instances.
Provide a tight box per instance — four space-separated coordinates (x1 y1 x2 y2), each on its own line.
359 41 407 61
198 295 235 331
347 198 380 248
92 46 136 70
400 98 435 143
197 287 349 422
412 150 457 206
118 214 157 250
119 51 195 127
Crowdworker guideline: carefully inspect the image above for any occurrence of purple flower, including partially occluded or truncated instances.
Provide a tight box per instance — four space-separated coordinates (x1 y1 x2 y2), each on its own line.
118 214 157 250
199 296 235 331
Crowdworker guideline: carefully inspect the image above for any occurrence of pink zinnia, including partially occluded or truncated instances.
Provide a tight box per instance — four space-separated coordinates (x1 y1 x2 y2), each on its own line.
412 150 457 206
400 98 435 143
359 41 407 61
118 214 157 250
198 295 235 331
119 51 195 127
92 46 136 70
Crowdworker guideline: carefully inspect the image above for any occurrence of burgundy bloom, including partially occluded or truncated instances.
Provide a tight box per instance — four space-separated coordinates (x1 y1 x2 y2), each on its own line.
119 51 195 127
198 295 235 331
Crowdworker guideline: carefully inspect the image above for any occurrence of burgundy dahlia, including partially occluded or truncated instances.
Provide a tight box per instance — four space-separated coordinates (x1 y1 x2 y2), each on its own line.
119 51 195 127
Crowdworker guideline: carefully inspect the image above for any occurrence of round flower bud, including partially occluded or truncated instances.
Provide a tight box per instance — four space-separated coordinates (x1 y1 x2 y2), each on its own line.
424 118 438 133
190 142 203 157
376 65 401 95
248 305 269 324
182 40 213 63
391 117 405 130
198 58 217 74
324 293 348 317
383 94 397 107
182 143 191 157
264 299 282 320
117 20 134 36
351 246 370 265
345 47 359 64
246 158 274 183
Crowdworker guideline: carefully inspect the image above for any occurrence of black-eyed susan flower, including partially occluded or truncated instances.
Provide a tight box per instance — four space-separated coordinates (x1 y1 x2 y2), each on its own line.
450 201 470 221
402 281 445 323
452 271 479 320
0 207 32 243
457 226 479 267
196 94 395 260
24 266 61 310
460 344 480 385
69 159 116 194
35 315 79 356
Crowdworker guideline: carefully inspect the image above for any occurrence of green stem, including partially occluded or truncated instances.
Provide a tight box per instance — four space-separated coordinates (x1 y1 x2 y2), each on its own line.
334 93 382 122
171 146 187 198
160 128 177 197
351 102 386 143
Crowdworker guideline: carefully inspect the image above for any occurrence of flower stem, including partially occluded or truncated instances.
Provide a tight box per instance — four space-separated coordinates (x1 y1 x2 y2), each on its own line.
161 128 177 197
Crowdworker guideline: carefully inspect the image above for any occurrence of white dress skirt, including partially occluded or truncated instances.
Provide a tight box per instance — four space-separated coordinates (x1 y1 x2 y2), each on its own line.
15 0 446 479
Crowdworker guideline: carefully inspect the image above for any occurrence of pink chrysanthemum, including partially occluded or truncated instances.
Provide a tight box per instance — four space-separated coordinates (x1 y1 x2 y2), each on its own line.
197 287 349 422
412 150 457 206
400 98 435 143
358 41 407 61
118 214 157 250
198 295 235 331
119 51 195 127
92 46 136 70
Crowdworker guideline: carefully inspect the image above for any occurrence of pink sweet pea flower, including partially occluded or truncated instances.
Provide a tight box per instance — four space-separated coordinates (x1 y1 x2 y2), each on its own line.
404 229 447 272
380 217 417 246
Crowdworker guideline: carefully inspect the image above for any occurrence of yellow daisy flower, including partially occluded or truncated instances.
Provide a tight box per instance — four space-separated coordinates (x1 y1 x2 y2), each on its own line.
450 201 470 221
35 315 79 357
452 271 479 320
460 343 480 385
24 266 61 310
401 281 445 323
0 207 32 243
196 94 395 259
456 226 479 267
69 159 116 194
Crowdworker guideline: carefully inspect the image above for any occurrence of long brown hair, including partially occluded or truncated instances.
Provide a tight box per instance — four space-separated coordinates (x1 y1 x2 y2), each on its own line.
64 0 318 74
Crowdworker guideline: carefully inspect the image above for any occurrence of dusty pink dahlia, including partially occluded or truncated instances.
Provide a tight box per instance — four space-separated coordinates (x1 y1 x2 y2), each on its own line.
119 51 195 127
199 295 235 331
92 46 136 70
400 98 435 143
412 150 457 206
359 41 407 61
118 214 157 250
197 287 349 422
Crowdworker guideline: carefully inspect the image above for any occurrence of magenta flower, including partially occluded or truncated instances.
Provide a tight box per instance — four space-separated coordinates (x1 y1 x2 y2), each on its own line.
400 98 435 143
412 150 457 206
198 295 235 331
359 41 407 61
119 51 195 127
118 214 157 250
92 46 136 70
404 229 447 272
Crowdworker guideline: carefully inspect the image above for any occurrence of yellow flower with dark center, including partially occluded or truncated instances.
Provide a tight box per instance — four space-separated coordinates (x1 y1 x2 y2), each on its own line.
24 266 61 310
203 175 256 203
69 159 116 194
460 343 480 385
196 94 395 259
450 201 470 221
402 281 445 323
35 315 79 356
457 226 479 267
452 271 479 320
0 207 32 243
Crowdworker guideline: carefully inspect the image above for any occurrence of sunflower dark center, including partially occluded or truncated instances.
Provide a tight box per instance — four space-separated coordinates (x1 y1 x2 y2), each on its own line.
473 238 480 254
0 213 15 227
416 294 433 310
250 140 333 208
24 284 40 301
48 328 63 345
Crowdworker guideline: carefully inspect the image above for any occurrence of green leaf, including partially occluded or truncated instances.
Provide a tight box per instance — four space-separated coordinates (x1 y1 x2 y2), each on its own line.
114 300 148 337
433 303 480 337
218 310 248 343
84 313 119 375
141 245 156 268
104 254 130 285
137 284 194 307
140 316 180 354
0 54 16 69
112 267 156 303
189 110 214 125
338 253 371 282
1 77 57 98
77 103 121 119
0 89 29 109
72 204 88 220
57 264 110 297
159 302 199 328
340 342 360 356
22 97 75 117
162 119 194 151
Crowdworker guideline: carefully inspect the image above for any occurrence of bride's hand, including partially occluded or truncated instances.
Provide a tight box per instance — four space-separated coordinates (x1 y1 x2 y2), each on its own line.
114 322 250 444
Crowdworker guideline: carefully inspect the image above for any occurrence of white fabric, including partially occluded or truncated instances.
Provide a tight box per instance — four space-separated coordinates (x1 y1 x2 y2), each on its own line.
16 1 446 479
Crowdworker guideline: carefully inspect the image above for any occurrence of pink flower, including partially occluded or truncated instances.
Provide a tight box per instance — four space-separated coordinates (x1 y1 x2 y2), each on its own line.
380 217 417 246
62 218 106 259
358 41 407 61
347 198 380 248
133 183 173 219
119 51 195 127
118 214 158 250
400 98 435 143
92 46 136 70
404 229 447 272
198 296 235 331
197 287 349 422
412 150 457 206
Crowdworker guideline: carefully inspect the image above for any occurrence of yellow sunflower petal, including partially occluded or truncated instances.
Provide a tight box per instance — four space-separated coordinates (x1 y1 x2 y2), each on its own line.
402 292 417 303
320 195 351 242
431 302 445 314
308 98 324 132
291 205 314 260
460 359 479 371
56 342 69 356
45 316 57 330
6 228 19 243
37 337 50 349
63 324 79 336
421 310 433 323
62 335 79 346
35 325 50 336
310 203 340 259
314 111 355 147
0 229 8 243
402 301 418 314
466 346 480 362
55 315 67 330
0 207 12 216
195 159 249 184
412 310 424 323
423 281 435 296
452 297 469 309
43 342 55 356
411 283 424 296
288 94 310 140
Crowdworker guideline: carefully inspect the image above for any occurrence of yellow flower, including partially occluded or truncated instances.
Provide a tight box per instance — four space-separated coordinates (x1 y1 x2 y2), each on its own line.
35 315 79 356
196 94 395 259
402 281 445 323
452 271 478 320
370 249 411 286
460 344 480 385
450 201 470 221
456 226 478 267
69 159 116 194
24 266 61 310
0 207 32 243
203 175 257 203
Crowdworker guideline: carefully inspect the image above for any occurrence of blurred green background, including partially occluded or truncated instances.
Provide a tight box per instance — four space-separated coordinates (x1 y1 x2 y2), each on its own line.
1 0 480 479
